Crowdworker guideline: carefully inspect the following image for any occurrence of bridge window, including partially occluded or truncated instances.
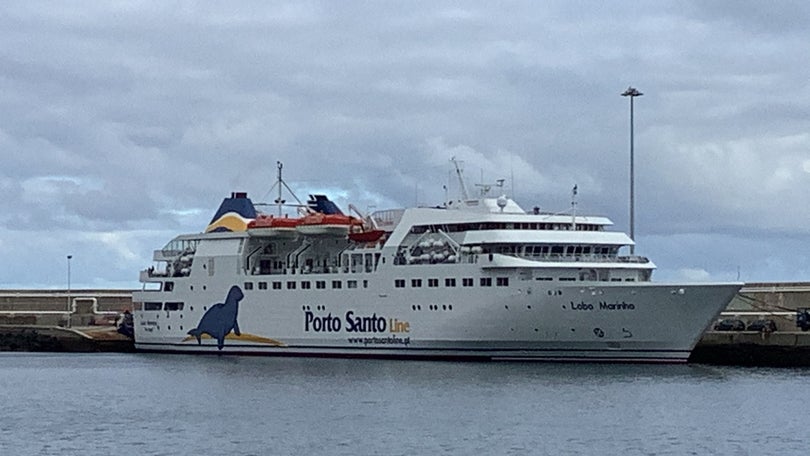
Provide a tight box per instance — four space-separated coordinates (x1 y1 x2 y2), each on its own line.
144 302 162 311
165 302 184 311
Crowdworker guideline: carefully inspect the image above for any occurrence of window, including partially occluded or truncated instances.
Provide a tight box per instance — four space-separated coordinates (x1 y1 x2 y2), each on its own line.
411 279 422 288
165 302 184 311
462 278 474 287
395 279 406 288
445 278 456 287
144 302 162 311
332 280 342 289
301 281 311 289
480 277 492 287
244 282 254 290
272 281 282 290
287 281 296 290
316 280 326 289
428 278 439 288
163 281 174 292
258 282 267 290
348 280 358 289
496 277 509 287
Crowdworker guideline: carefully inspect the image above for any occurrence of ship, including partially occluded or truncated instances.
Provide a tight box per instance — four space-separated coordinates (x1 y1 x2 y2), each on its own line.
132 161 741 362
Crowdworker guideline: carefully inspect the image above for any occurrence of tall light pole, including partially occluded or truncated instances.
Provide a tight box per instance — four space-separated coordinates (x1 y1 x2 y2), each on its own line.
67 255 72 327
621 86 643 254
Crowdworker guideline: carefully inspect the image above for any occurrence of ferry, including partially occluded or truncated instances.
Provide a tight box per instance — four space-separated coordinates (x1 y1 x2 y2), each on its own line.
133 162 741 362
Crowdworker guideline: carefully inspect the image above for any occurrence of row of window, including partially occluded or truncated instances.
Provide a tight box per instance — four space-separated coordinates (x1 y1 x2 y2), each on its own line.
410 222 603 234
244 279 369 291
143 302 185 311
394 277 509 288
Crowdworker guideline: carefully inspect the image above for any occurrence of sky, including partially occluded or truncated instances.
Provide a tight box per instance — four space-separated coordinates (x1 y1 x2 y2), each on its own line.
1 1 809 289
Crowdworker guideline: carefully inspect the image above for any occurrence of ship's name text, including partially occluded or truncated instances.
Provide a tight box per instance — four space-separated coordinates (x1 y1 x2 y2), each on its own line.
304 310 410 334
569 301 636 311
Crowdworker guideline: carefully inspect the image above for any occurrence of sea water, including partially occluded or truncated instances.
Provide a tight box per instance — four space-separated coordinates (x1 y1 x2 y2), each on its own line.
0 353 807 455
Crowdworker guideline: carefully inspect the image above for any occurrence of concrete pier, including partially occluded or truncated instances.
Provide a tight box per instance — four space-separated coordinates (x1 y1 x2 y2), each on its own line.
687 282 810 365
0 290 134 352
2 283 810 362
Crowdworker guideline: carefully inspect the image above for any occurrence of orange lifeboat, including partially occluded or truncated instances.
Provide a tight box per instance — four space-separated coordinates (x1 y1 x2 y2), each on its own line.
296 213 362 236
247 215 300 237
348 229 386 243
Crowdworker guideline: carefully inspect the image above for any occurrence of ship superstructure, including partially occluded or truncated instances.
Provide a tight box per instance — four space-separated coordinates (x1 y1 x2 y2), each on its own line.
133 164 740 362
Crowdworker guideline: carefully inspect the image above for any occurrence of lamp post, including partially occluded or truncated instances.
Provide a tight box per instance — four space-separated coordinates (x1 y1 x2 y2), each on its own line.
621 86 643 255
67 255 72 327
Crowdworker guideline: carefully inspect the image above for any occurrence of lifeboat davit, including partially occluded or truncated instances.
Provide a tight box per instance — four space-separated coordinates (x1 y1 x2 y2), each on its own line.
247 215 300 237
296 213 362 236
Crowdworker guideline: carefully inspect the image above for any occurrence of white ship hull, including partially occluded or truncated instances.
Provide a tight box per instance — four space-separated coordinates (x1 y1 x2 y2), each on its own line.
133 277 739 362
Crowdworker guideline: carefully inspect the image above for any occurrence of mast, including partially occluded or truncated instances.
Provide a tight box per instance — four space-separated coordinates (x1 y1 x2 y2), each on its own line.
450 157 470 201
261 161 304 216
276 161 284 216
571 184 578 230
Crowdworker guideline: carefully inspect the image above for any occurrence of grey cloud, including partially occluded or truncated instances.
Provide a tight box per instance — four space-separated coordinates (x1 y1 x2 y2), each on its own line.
1 1 808 287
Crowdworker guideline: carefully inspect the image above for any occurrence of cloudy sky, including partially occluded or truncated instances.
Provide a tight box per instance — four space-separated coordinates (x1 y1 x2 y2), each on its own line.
1 1 809 289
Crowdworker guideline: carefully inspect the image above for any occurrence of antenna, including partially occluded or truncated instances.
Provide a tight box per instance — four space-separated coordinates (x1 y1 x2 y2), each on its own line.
276 162 284 216
571 184 578 230
450 157 470 200
510 154 515 202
